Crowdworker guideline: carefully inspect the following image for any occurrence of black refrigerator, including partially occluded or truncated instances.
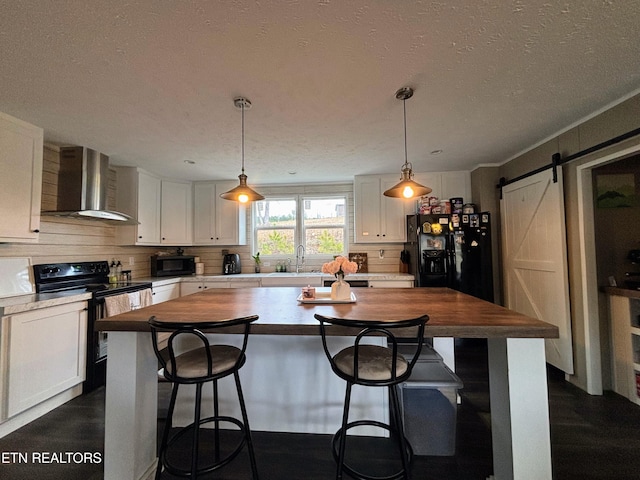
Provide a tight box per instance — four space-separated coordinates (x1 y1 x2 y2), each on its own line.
405 212 494 302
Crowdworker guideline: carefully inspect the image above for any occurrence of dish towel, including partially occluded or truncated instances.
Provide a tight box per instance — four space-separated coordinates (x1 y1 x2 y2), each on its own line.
140 288 153 308
105 293 133 317
127 288 153 310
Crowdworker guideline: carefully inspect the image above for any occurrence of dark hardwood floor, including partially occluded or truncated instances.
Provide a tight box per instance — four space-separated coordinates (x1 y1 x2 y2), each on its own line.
2 339 640 479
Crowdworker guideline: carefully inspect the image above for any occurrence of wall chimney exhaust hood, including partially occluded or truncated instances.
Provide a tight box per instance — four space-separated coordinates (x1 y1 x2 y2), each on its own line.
41 146 138 224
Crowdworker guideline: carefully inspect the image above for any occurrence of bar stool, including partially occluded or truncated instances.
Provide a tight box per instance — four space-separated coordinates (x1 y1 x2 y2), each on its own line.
149 315 259 479
315 313 429 480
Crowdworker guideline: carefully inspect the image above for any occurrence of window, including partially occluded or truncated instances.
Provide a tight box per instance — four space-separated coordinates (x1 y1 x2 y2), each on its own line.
253 195 346 258
303 197 345 255
254 198 296 255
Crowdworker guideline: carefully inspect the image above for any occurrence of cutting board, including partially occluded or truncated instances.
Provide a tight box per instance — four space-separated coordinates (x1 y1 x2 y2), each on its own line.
0 257 34 298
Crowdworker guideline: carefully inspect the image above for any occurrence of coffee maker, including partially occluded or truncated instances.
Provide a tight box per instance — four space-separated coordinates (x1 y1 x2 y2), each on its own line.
223 253 241 275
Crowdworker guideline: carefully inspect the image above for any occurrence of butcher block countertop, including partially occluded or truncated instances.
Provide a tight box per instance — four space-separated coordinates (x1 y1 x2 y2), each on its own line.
96 287 558 339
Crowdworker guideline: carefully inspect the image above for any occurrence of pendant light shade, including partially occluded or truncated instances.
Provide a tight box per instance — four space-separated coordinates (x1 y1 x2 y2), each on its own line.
383 87 432 199
220 97 264 203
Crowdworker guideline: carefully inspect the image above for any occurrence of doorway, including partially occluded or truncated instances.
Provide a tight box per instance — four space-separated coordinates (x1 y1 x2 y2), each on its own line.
577 143 640 395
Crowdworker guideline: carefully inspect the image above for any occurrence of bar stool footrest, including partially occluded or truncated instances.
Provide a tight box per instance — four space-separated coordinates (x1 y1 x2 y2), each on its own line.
161 415 248 477
332 419 414 480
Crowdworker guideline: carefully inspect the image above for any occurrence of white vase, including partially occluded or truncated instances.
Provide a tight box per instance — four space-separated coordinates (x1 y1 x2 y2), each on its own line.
331 274 351 301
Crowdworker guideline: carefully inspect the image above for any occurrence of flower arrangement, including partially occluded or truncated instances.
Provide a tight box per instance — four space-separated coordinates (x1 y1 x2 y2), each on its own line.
322 255 358 278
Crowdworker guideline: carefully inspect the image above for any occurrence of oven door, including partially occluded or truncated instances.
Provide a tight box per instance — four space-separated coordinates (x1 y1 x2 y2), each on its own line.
84 297 108 393
84 285 153 393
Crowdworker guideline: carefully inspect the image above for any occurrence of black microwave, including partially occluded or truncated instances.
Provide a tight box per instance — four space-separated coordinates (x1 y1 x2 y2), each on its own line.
150 255 196 277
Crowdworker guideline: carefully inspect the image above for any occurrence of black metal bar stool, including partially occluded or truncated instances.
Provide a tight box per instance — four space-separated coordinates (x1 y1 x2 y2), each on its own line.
149 315 259 479
315 313 429 480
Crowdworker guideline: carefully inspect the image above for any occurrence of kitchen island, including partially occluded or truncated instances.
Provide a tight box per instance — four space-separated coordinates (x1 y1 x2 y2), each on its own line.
96 287 558 480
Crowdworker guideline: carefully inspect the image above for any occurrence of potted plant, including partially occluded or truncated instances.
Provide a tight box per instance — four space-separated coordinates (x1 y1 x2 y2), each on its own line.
252 252 261 273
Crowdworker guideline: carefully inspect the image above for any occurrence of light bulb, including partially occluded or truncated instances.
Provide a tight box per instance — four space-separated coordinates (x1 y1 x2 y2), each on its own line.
402 185 414 198
238 194 249 203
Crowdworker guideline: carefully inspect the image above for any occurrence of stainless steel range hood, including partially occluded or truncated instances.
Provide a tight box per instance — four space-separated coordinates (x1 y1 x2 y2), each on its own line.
41 146 138 224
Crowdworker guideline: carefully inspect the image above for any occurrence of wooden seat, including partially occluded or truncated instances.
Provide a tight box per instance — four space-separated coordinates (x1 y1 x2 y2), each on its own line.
315 313 429 480
149 315 259 479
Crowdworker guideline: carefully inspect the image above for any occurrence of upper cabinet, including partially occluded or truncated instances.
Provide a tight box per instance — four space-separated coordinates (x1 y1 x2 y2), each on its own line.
353 171 472 244
160 180 193 245
115 167 161 245
193 181 246 245
412 171 471 202
115 168 192 246
354 175 411 243
0 112 43 242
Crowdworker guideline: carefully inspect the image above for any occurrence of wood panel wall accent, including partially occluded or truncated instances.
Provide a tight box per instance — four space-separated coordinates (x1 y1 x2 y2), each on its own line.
0 145 156 278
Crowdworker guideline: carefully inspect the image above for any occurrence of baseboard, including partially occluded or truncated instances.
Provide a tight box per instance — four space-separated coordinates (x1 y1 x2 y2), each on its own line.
0 385 83 439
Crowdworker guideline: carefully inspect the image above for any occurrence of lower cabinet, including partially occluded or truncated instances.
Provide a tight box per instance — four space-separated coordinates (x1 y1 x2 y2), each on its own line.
369 280 414 288
152 281 181 304
1 301 87 420
181 280 261 296
180 281 206 296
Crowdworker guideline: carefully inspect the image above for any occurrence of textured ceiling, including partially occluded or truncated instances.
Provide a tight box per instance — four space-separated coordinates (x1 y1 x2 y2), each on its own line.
1 1 640 185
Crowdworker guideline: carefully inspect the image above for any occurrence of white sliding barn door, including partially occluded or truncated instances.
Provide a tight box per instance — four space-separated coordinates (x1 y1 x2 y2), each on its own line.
501 169 574 373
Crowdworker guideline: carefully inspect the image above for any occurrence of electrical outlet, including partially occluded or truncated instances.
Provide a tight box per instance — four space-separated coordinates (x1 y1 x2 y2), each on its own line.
129 257 135 266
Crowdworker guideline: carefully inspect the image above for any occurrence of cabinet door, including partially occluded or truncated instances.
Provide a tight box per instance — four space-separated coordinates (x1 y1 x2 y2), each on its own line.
161 180 192 245
440 171 471 201
369 280 414 288
0 112 43 242
193 183 216 244
214 182 246 245
136 171 161 244
193 182 246 245
6 302 87 417
380 176 411 242
181 282 204 296
354 176 382 243
355 175 412 243
152 283 181 304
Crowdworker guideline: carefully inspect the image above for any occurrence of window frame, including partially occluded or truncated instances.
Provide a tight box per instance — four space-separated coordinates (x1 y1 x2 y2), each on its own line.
252 194 348 260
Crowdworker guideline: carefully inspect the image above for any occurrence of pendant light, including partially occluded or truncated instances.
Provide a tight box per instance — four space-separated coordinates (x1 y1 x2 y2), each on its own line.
383 87 432 199
220 97 264 203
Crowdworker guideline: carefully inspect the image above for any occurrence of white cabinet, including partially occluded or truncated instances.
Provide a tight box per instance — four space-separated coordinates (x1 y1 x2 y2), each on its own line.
115 167 161 245
152 281 181 304
2 301 87 419
193 181 246 245
368 280 414 288
354 175 411 243
161 180 193 245
115 169 192 245
412 171 471 203
180 281 204 296
181 279 261 295
0 112 43 242
354 171 472 245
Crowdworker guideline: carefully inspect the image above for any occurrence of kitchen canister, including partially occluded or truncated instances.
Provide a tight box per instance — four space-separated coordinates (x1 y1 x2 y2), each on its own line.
195 262 205 275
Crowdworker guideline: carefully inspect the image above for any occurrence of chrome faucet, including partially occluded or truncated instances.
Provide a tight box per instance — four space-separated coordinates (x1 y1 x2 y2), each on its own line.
295 245 305 273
